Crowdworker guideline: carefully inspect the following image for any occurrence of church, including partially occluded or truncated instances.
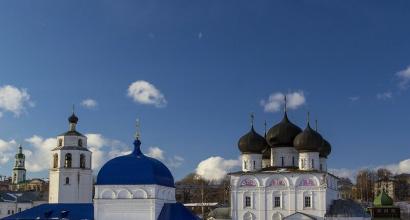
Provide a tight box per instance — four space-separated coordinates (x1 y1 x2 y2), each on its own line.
230 100 370 220
4 113 198 220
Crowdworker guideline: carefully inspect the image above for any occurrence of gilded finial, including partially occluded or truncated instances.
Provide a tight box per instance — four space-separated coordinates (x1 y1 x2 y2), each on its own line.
135 118 141 140
72 104 75 114
284 95 287 113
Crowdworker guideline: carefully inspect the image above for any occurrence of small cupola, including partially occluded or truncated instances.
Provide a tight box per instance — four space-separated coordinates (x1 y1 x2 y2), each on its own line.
294 113 323 152
238 114 268 154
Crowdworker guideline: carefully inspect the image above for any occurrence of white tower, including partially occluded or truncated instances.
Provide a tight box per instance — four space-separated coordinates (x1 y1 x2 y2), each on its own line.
48 112 93 203
12 145 26 184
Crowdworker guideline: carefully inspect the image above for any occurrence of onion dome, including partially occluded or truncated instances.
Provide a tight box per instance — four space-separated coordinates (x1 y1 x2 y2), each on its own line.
373 190 393 206
319 139 332 158
266 112 302 147
96 138 175 187
68 113 78 124
294 122 323 152
238 126 268 154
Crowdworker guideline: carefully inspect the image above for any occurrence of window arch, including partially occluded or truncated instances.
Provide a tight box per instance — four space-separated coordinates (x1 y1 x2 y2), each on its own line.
53 154 58 168
80 154 86 168
58 139 63 147
64 153 72 168
78 139 83 147
243 212 255 220
65 177 70 184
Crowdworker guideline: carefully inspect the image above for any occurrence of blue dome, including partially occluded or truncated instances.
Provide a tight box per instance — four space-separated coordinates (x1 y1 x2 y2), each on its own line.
96 139 175 187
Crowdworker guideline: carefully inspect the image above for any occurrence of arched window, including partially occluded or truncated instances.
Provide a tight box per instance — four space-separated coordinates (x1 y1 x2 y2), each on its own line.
80 154 86 168
292 157 295 166
65 177 70 185
64 153 72 168
58 139 63 147
53 154 58 168
78 139 83 147
311 159 314 169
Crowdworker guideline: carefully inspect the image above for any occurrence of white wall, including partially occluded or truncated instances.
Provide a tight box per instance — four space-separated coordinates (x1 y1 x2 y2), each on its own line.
0 201 47 219
270 147 298 167
94 184 176 220
298 152 320 171
230 172 339 220
241 154 262 172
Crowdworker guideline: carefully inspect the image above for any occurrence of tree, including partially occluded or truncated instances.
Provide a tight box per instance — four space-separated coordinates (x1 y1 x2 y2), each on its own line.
355 169 377 203
376 168 392 181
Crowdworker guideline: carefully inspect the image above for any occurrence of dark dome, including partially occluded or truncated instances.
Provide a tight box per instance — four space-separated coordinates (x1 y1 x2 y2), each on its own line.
319 139 332 158
68 113 78 124
96 139 175 187
266 112 302 147
238 127 268 154
294 123 323 152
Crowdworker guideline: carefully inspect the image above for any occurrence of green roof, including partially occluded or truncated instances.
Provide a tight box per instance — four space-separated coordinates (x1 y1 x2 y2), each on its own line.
373 191 393 206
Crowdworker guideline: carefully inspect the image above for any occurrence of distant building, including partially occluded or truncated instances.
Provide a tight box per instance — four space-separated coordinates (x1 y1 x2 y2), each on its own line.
0 191 46 218
11 145 26 184
9 178 49 194
374 178 396 201
368 190 400 219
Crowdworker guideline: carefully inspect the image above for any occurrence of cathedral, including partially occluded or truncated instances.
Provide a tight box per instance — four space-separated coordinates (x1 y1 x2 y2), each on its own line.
5 112 198 220
230 101 370 220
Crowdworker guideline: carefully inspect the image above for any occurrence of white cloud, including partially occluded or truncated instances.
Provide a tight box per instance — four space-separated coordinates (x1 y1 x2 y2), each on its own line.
198 32 203 39
127 80 167 108
195 156 240 182
397 66 410 89
0 112 3 118
86 133 130 170
81 99 98 109
329 158 410 182
376 91 392 100
24 135 57 172
0 139 18 164
0 133 184 174
147 147 165 160
260 91 306 113
0 85 33 117
349 96 360 102
146 146 184 169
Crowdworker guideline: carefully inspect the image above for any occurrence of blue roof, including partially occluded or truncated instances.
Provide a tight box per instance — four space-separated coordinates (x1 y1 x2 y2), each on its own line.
2 203 93 220
158 203 200 220
96 139 175 187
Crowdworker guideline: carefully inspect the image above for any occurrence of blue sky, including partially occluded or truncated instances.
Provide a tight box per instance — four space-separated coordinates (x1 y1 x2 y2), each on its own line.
0 0 410 181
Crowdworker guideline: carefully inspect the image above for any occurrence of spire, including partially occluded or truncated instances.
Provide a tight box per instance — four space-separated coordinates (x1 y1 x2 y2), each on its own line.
250 112 255 128
18 144 22 154
264 120 267 138
307 111 311 128
135 118 141 140
133 118 142 155
315 119 318 131
284 95 287 113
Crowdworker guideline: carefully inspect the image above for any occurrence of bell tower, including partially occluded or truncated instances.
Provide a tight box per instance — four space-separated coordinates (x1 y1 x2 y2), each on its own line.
48 111 93 204
12 145 26 184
